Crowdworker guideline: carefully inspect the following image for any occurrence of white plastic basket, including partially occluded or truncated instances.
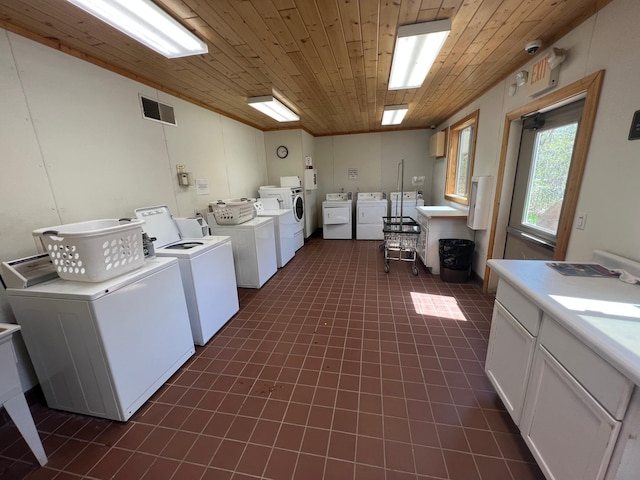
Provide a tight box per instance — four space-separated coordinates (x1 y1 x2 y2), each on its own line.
33 219 145 282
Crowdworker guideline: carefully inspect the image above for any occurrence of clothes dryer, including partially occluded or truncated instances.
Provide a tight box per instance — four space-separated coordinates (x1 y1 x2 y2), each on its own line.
356 192 387 240
254 198 296 267
134 206 239 346
258 185 304 250
389 191 424 221
322 193 353 239
4 257 194 421
208 215 278 288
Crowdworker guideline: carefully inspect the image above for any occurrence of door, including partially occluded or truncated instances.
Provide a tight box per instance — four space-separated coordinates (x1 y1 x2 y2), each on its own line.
358 204 387 224
505 99 584 260
323 206 350 225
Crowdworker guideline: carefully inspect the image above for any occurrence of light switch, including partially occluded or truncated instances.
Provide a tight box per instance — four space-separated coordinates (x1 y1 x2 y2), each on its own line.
576 212 587 230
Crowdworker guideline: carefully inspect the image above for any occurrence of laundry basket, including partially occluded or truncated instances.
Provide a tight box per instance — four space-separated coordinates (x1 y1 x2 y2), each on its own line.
33 219 145 282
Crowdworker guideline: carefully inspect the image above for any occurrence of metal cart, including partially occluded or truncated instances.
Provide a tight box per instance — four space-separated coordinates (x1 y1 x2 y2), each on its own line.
382 216 420 275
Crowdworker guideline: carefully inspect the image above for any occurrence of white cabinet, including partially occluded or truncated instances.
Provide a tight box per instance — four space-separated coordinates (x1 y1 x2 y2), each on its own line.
521 345 621 480
485 301 536 424
415 207 472 275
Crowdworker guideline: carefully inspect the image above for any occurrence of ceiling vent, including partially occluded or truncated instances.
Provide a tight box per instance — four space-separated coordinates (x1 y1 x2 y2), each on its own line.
139 95 176 126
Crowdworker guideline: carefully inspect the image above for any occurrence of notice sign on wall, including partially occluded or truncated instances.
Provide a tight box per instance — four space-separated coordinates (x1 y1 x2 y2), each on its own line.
348 168 358 180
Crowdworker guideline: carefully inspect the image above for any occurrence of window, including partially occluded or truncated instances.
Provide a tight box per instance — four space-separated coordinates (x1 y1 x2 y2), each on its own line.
508 99 584 247
446 110 479 205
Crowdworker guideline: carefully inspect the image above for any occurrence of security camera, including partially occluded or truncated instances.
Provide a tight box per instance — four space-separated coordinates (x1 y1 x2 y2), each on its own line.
525 40 542 55
430 125 436 130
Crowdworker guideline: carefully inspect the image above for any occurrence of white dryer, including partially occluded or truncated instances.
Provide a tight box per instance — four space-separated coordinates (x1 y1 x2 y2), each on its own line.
389 191 425 221
258 185 304 250
4 256 194 421
322 193 353 239
254 198 296 268
356 192 387 240
208 216 278 288
134 206 239 346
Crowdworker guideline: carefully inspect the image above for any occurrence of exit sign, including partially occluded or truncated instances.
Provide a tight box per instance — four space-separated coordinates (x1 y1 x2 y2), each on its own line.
526 55 560 96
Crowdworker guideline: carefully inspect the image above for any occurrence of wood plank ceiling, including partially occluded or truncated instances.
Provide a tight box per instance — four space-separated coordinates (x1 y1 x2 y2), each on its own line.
0 0 612 136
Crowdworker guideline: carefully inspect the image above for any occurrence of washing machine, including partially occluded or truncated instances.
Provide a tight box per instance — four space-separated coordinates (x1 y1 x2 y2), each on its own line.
3 255 194 421
254 198 296 267
322 193 353 239
134 206 239 346
258 185 304 250
389 191 425 221
208 215 278 288
356 192 387 240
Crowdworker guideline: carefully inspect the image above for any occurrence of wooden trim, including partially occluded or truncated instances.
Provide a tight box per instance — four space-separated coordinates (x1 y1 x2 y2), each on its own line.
483 70 605 291
445 109 479 206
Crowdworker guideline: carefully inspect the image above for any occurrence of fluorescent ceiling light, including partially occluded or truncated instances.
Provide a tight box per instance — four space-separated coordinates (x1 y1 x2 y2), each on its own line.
248 95 300 122
381 105 409 125
388 19 451 90
66 0 208 58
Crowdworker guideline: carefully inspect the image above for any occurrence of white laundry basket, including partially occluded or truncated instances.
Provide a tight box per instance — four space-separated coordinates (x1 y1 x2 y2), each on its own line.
33 219 145 282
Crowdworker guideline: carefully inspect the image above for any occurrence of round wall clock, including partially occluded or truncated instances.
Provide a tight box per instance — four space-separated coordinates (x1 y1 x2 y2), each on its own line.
276 145 289 159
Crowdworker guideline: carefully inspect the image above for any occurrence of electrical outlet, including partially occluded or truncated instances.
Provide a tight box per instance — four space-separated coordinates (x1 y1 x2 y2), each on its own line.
576 212 587 230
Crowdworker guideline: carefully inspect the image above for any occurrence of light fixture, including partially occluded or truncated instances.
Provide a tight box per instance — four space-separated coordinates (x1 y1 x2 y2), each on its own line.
66 0 208 58
515 70 528 87
381 105 409 125
247 95 300 122
388 19 451 90
547 48 566 70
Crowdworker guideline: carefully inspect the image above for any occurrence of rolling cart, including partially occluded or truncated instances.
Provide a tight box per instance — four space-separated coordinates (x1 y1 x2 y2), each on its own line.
381 159 421 275
382 216 420 274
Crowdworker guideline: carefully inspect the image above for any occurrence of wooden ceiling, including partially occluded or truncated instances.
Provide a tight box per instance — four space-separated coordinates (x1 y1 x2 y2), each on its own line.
0 0 612 136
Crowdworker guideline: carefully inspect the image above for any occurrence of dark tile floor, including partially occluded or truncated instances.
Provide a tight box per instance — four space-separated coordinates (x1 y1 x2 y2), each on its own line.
0 237 545 480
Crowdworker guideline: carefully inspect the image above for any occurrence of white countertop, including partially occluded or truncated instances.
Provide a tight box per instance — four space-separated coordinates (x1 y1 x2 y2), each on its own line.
488 259 640 385
416 206 468 218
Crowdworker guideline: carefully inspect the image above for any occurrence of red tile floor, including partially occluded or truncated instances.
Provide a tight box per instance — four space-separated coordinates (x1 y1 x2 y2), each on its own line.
0 237 545 480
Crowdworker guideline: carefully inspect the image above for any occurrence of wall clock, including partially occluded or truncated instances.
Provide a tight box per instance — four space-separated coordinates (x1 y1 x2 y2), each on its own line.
276 145 289 159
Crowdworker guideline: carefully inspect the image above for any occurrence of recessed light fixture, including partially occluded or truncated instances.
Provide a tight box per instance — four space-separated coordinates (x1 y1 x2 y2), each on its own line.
247 95 300 122
65 0 208 58
381 105 409 126
388 19 451 90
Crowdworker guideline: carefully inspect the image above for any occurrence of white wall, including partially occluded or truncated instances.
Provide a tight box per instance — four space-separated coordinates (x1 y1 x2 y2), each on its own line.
0 30 267 389
431 0 640 278
314 129 433 201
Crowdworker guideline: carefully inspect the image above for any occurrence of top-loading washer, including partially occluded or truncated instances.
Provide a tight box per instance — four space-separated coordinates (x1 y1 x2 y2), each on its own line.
258 185 304 250
208 214 278 289
356 192 387 240
389 191 425 221
134 206 239 346
3 255 194 421
322 193 353 239
254 198 296 268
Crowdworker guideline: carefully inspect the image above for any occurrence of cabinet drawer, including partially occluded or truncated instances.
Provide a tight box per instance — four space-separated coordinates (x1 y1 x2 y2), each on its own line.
495 280 541 336
539 315 633 420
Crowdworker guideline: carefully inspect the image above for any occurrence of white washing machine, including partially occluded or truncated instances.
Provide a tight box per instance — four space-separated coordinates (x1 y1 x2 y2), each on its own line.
356 192 387 240
322 193 353 239
254 198 296 268
389 191 425 221
208 215 278 288
258 185 304 250
134 206 239 346
4 256 194 421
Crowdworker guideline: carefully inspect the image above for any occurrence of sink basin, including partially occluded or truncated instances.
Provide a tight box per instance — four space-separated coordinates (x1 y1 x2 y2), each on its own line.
0 324 20 341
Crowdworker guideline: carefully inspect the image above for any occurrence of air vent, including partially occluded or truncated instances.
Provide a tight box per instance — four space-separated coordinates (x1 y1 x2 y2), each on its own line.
140 95 176 126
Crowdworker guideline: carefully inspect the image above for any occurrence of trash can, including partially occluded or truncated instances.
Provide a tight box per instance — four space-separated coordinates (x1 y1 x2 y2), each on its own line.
439 239 475 283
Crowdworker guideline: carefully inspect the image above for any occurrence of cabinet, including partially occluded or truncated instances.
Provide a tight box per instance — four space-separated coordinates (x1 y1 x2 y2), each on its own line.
415 207 472 275
429 131 446 157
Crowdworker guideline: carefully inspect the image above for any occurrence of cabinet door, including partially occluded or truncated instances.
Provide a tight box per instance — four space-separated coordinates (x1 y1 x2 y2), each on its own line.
485 301 535 425
520 345 621 480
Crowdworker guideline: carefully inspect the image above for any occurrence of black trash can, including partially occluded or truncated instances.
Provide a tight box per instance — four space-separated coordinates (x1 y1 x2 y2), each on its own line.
439 239 475 283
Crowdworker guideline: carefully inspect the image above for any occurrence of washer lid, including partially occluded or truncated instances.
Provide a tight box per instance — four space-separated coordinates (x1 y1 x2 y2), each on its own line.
134 205 181 248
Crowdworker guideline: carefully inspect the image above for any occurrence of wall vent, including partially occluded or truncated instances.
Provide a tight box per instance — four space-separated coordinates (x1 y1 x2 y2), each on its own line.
139 95 176 126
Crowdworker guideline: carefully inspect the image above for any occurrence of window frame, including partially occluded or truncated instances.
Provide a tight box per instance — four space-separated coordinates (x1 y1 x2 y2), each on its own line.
445 110 479 206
